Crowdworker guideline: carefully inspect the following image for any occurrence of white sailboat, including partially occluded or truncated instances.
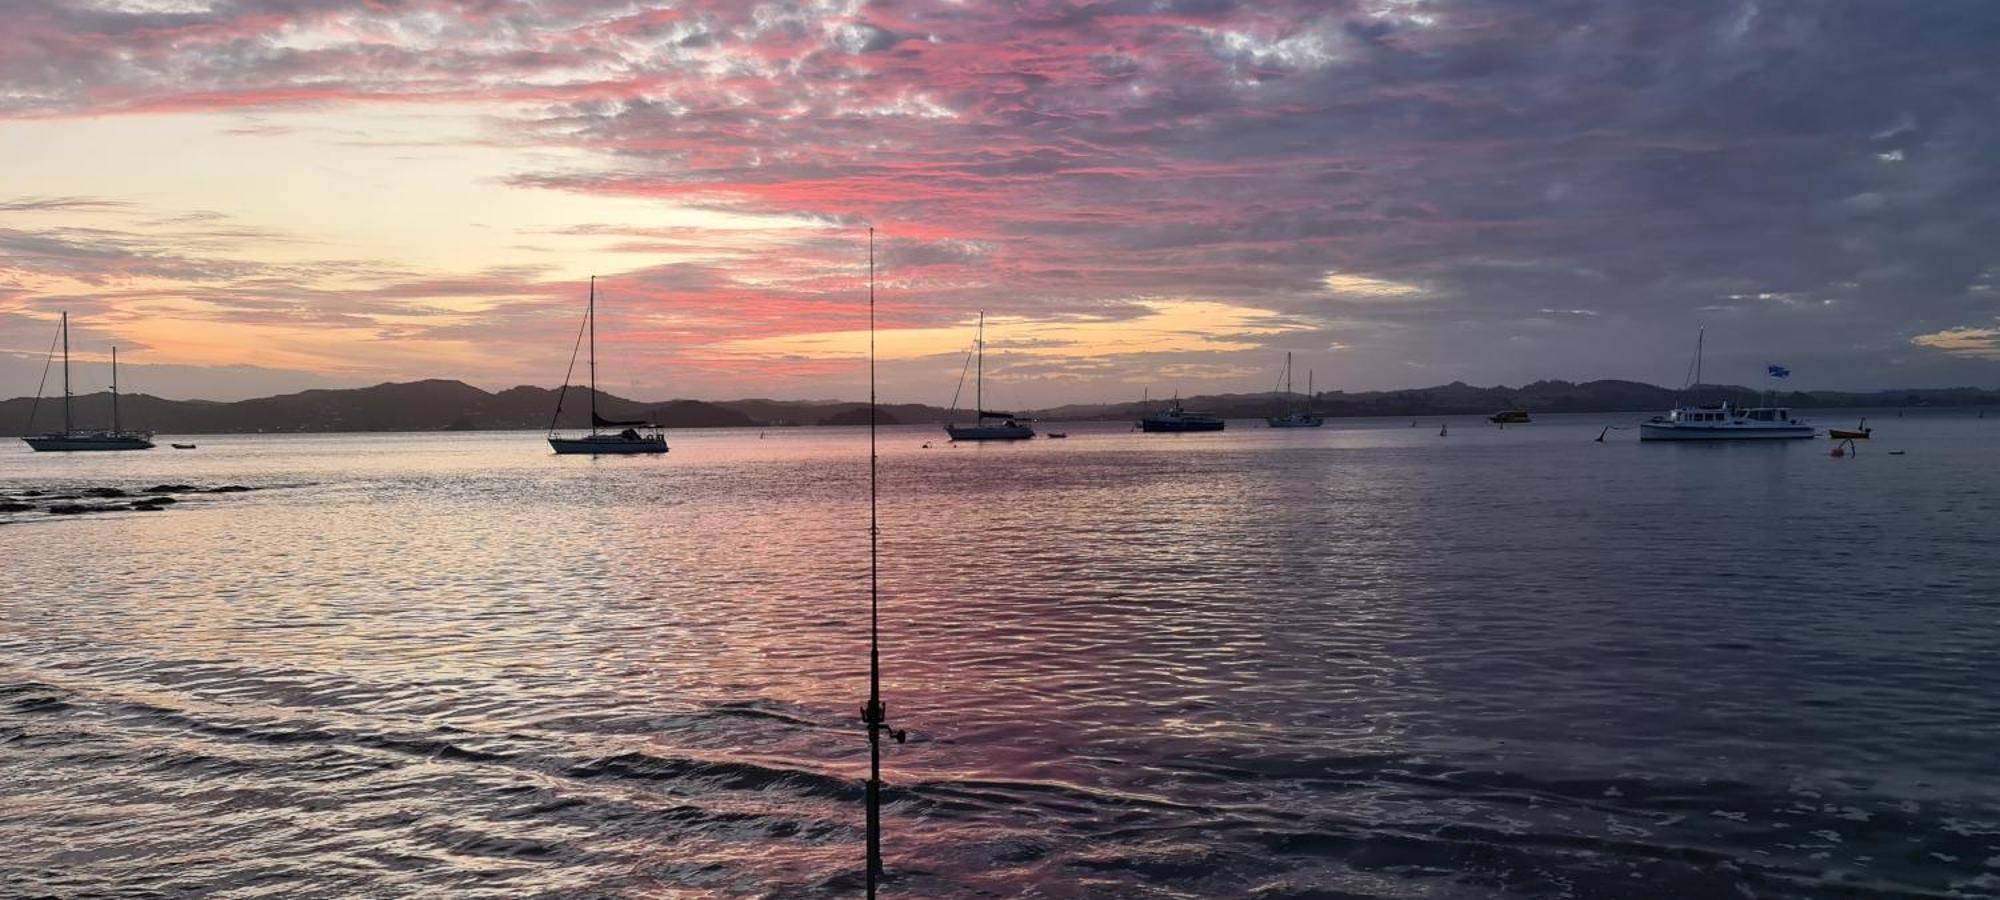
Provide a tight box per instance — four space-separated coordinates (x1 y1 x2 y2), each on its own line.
1265 352 1324 428
1640 328 1813 441
943 311 1034 441
21 313 155 452
546 277 668 455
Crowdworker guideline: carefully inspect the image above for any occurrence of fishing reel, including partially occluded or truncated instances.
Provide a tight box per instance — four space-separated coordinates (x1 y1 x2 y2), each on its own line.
861 700 907 744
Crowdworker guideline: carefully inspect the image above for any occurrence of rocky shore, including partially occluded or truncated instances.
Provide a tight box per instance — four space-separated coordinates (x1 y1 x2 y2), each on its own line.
0 484 255 522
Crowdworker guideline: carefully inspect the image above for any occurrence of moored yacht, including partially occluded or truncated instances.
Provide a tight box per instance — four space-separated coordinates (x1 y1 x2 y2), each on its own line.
546 277 668 455
943 311 1035 441
1639 403 1814 440
1265 353 1324 428
1140 396 1225 433
1640 329 1812 441
21 314 155 452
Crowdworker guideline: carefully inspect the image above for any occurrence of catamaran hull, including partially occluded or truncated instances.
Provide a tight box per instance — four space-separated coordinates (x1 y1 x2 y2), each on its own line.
1266 417 1323 428
1639 424 1814 441
548 437 668 454
944 425 1034 441
1140 419 1225 433
23 436 155 451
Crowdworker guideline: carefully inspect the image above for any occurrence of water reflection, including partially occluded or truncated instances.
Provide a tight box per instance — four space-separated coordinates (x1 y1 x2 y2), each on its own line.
3 416 1998 896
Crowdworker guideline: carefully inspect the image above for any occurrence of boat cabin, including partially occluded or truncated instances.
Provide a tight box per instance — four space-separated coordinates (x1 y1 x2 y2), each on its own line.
1663 403 1799 426
1667 404 1734 424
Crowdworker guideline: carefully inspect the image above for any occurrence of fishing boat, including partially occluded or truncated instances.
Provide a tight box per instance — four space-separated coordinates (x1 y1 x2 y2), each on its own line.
1640 329 1812 441
1827 418 1872 440
1265 353 1324 428
21 313 155 452
1490 408 1531 424
943 312 1034 441
1140 395 1225 433
546 277 668 455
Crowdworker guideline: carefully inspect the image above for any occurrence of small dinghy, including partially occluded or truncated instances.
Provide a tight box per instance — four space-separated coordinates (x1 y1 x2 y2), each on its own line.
171 443 196 450
1827 418 1871 440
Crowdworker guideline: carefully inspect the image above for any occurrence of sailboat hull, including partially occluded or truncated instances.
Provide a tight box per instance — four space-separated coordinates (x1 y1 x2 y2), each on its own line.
944 424 1035 441
23 434 155 452
1265 415 1323 428
1140 418 1225 433
548 434 668 454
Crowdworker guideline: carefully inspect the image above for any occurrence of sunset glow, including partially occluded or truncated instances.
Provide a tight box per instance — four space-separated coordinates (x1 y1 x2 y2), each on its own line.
4 1 1998 403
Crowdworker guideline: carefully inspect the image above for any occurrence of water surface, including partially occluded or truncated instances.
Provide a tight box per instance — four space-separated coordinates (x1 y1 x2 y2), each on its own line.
3 413 1997 897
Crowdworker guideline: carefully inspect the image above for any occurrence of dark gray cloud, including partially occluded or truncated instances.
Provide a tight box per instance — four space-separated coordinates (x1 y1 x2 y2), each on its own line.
2 0 1998 399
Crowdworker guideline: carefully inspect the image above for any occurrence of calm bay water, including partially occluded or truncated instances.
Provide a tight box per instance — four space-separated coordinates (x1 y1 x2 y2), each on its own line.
3 413 1997 898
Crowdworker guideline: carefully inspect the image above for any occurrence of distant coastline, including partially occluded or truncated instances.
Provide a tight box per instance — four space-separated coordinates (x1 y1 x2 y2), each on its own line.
3 378 1996 436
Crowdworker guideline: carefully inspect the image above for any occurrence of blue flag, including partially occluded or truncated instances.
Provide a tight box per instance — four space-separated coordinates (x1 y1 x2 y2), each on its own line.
1767 364 1791 379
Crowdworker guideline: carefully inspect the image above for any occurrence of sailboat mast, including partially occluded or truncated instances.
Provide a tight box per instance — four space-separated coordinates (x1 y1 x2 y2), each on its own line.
1694 327 1704 402
588 277 597 430
975 311 983 417
111 346 120 434
61 312 72 435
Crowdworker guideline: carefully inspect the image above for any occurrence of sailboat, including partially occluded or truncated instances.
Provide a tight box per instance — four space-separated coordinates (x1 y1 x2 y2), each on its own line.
546 277 668 455
943 311 1034 441
1265 352 1324 428
1640 328 1813 441
21 313 155 452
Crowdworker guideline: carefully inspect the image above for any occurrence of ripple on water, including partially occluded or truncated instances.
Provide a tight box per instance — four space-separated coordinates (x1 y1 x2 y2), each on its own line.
2 422 1998 896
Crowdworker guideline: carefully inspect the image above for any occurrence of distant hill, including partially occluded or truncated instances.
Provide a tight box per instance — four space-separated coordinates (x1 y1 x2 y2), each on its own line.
1032 379 2000 421
0 380 946 435
818 407 900 426
2 378 1994 436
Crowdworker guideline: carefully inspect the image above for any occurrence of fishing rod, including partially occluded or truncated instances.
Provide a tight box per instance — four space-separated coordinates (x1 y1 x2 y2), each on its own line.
862 226 906 898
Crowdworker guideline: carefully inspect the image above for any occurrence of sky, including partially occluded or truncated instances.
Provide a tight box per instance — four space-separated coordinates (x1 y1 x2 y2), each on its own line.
2 0 1998 405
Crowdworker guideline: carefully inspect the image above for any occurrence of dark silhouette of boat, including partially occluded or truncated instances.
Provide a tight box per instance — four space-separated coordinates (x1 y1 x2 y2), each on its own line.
943 312 1034 441
21 313 155 452
545 277 667 455
1140 396 1224 432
